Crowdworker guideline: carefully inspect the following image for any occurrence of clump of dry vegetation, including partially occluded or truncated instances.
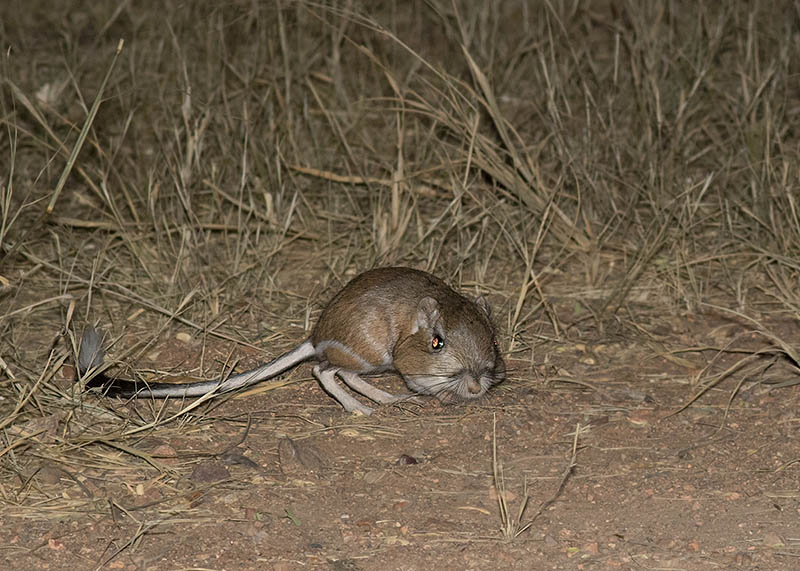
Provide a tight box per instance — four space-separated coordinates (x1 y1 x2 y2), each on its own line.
1 0 799 560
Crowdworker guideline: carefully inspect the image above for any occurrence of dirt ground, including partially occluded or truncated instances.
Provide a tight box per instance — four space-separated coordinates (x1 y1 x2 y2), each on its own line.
2 304 799 570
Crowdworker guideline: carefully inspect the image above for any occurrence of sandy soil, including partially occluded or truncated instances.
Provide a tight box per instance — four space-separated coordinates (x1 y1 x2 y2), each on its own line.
2 312 798 570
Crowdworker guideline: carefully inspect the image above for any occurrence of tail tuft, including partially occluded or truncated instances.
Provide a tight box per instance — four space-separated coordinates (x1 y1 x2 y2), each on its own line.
78 325 105 374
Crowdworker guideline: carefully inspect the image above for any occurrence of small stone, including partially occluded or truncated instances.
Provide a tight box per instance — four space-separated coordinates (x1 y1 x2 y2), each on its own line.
396 454 418 465
278 436 326 474
189 460 230 483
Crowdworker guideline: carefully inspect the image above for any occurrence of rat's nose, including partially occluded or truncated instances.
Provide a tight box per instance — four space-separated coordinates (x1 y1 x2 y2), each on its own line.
466 377 483 394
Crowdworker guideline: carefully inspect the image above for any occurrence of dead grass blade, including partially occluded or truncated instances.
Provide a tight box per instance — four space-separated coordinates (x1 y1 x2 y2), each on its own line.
492 413 531 539
0 40 123 269
48 40 124 213
492 414 583 539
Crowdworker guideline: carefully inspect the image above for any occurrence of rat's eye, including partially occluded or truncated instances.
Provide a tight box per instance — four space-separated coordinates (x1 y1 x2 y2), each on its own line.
431 335 445 352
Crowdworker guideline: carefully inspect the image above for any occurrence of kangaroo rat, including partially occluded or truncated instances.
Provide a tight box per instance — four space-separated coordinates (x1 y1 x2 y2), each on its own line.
78 267 505 415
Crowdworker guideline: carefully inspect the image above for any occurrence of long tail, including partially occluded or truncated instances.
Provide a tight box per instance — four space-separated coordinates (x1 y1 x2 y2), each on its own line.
77 325 316 398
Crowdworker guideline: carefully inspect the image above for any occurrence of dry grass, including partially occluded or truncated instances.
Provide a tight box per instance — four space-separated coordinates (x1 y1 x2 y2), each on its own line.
1 0 799 547
492 413 582 540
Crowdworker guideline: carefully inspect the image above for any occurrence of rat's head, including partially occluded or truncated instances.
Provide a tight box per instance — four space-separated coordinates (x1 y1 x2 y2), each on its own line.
393 295 505 402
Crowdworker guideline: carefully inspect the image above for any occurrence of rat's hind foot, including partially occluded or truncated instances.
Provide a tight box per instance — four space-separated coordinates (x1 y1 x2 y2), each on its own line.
312 365 374 415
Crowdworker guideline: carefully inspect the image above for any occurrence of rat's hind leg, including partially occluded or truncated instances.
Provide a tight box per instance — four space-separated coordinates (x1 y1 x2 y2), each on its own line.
312 365 373 415
336 370 409 405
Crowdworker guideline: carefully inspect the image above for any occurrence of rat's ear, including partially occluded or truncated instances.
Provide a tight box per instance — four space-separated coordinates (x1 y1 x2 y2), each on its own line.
475 295 491 317
415 297 440 331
